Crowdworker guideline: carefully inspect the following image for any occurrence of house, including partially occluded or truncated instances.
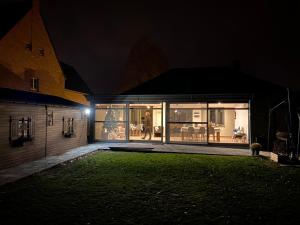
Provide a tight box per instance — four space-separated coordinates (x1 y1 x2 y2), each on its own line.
0 0 90 170
91 66 289 148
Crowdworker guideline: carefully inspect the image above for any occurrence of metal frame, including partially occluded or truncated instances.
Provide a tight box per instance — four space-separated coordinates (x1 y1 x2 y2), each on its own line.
167 102 208 144
94 104 127 142
128 101 163 143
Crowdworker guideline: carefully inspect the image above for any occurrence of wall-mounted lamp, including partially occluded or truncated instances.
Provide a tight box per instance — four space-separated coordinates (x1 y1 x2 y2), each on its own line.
84 108 91 116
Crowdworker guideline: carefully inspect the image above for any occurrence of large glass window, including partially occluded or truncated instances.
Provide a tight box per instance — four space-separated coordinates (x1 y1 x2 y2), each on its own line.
95 104 126 141
169 103 207 143
93 101 249 145
208 103 249 144
129 103 162 141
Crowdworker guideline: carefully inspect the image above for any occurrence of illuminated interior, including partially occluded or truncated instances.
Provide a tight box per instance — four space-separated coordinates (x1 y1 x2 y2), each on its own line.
95 104 126 141
169 103 249 144
129 103 162 141
94 102 249 144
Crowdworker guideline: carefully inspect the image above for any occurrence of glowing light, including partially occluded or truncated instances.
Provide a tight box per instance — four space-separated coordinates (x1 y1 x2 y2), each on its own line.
218 102 221 105
84 108 91 115
147 106 150 109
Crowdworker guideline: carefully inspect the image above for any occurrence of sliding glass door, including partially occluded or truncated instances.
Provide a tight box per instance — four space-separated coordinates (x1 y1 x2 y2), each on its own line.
168 103 208 144
94 101 249 145
129 103 163 142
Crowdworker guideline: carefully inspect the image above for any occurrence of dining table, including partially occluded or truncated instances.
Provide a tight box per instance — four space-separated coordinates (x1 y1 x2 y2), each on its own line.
180 126 221 141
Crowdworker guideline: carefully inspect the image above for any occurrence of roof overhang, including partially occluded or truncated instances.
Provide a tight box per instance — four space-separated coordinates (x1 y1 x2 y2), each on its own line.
91 93 252 104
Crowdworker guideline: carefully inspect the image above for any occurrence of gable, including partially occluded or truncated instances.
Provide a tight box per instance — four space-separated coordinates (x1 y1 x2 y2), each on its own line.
0 2 65 97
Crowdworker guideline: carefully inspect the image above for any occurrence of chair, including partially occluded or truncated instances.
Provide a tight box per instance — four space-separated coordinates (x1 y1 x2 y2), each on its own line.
232 127 246 143
199 126 206 141
154 126 162 137
187 126 195 141
208 127 215 141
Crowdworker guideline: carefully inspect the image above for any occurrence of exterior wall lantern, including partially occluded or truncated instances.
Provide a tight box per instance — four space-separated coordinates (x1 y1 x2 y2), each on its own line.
84 108 91 116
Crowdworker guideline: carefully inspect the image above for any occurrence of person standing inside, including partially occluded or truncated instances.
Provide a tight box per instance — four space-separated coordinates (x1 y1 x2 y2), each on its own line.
142 111 152 140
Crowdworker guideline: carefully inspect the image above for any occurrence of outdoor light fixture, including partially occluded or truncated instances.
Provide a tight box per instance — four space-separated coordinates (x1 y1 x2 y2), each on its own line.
84 108 91 116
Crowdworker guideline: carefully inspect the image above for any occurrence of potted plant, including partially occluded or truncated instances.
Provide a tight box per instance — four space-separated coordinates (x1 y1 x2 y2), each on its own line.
251 143 262 156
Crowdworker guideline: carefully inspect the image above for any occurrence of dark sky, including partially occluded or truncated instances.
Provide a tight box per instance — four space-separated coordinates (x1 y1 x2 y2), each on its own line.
7 0 300 93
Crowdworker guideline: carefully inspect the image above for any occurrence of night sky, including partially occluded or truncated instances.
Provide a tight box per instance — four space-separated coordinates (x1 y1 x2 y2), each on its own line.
6 0 300 93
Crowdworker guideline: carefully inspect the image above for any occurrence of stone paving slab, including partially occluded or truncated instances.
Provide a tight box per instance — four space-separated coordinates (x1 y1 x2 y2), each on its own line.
0 142 253 186
99 142 252 156
0 144 101 186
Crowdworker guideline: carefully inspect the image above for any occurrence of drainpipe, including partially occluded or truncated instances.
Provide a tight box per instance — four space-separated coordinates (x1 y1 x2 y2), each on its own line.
45 105 48 158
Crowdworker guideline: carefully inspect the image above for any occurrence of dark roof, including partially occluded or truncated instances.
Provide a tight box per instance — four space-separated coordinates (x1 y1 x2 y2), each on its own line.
124 66 286 95
0 1 32 39
0 87 85 107
60 62 91 94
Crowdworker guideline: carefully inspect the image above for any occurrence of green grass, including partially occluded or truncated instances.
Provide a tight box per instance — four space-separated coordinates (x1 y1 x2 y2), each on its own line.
1 152 300 225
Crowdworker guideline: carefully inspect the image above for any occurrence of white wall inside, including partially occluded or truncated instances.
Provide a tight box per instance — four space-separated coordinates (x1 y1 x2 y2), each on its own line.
235 110 249 136
152 109 161 127
220 110 235 136
220 110 249 137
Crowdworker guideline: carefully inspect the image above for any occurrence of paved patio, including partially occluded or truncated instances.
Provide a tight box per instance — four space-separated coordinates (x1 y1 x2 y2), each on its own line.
0 142 252 186
101 142 251 155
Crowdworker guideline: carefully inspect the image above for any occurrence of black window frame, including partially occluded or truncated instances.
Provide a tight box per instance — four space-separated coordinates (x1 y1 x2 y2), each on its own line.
62 117 75 138
9 116 34 147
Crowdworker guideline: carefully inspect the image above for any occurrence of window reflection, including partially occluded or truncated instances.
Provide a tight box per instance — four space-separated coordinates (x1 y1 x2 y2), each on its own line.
95 104 126 141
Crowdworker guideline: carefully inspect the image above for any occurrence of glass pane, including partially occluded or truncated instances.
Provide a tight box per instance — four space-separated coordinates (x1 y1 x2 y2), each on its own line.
95 109 126 121
208 103 249 109
129 104 162 141
95 122 126 140
169 109 207 123
169 103 207 123
170 103 207 109
208 109 249 144
95 104 126 109
130 103 162 109
169 123 207 143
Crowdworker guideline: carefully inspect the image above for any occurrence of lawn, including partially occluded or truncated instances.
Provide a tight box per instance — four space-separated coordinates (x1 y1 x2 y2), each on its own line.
1 152 300 225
